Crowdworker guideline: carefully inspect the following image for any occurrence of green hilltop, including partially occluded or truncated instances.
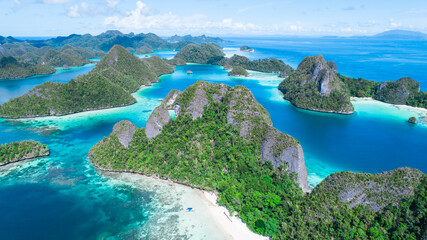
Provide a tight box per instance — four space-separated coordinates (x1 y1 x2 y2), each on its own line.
279 55 354 114
0 45 174 118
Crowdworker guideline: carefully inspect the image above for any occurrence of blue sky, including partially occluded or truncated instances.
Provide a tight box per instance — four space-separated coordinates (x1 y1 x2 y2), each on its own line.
1 0 426 37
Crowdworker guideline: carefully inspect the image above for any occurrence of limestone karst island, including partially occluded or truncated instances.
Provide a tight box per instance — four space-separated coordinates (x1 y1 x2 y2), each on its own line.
0 1 426 240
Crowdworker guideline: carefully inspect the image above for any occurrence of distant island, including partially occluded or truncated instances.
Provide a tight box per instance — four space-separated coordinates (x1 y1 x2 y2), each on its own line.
240 45 254 52
174 43 293 77
0 45 174 118
168 34 225 43
371 30 427 40
0 30 197 79
0 56 56 79
89 81 426 239
0 140 49 166
174 43 225 64
228 65 249 77
0 42 104 79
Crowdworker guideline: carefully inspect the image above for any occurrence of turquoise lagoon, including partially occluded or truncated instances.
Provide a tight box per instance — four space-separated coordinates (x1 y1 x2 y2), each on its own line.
0 38 427 239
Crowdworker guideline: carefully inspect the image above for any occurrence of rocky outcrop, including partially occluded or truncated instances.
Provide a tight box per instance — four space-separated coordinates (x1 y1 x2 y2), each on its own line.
261 128 308 192
297 55 343 95
279 55 354 114
375 77 420 104
226 85 272 141
0 44 6 57
145 107 170 139
158 81 309 191
313 167 425 211
112 120 136 147
145 89 182 139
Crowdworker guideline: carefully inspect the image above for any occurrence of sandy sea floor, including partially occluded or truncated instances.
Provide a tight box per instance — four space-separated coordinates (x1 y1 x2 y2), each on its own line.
105 172 267 240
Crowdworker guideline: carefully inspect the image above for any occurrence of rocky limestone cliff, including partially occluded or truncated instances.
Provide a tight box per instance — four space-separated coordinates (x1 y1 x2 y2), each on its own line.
144 81 309 191
261 128 309 191
313 167 425 211
279 55 354 114
296 55 343 95
375 77 420 104
145 89 181 139
112 120 136 148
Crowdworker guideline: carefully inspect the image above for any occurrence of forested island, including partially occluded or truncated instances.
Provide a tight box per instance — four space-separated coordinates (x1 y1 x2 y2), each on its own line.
240 45 254 52
0 45 174 118
278 55 427 114
174 43 293 77
0 140 49 166
168 34 225 43
0 30 201 79
0 43 104 79
279 55 354 114
174 44 427 113
0 56 56 79
228 66 249 77
89 81 426 239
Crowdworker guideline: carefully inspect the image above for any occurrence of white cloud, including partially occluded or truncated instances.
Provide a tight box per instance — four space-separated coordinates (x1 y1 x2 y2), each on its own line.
104 1 259 34
107 0 120 8
14 0 21 5
68 2 89 18
389 18 402 28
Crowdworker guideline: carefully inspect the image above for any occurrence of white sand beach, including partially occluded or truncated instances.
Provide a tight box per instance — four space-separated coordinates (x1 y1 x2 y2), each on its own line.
105 172 268 240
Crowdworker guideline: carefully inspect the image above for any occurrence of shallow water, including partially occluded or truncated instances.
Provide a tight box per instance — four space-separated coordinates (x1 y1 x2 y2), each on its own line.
0 38 426 239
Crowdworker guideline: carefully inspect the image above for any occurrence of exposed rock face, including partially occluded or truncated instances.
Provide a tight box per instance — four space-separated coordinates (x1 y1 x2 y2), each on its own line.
156 81 309 191
145 89 182 139
145 107 170 139
0 44 6 57
375 77 420 104
226 85 272 141
112 120 136 147
279 55 354 114
186 84 209 120
297 55 342 95
261 128 309 192
313 167 425 211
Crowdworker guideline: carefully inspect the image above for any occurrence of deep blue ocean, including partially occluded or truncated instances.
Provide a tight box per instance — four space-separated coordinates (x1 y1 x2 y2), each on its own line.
0 38 426 239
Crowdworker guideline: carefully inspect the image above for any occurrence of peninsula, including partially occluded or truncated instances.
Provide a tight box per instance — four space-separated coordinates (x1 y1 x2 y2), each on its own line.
89 81 426 239
0 140 49 166
0 45 174 118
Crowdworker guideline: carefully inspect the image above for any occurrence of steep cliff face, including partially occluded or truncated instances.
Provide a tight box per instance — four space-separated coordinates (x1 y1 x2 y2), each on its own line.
279 55 354 114
312 167 425 211
112 120 136 148
144 81 308 191
375 77 420 104
145 89 182 139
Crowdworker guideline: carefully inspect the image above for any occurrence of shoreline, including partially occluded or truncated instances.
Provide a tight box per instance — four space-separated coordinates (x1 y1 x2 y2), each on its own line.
0 152 50 167
351 97 427 114
0 72 175 120
94 165 267 240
